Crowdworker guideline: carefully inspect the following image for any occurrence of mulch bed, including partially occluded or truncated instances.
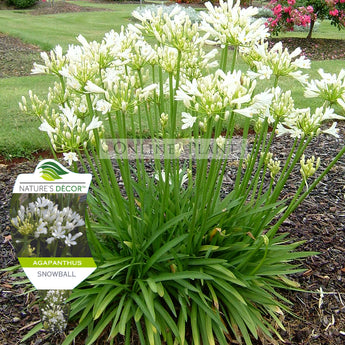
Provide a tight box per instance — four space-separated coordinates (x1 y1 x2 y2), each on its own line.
1 1 345 344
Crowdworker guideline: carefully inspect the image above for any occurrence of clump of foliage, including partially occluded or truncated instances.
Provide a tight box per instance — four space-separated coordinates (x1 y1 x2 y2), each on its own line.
18 0 345 344
7 0 37 8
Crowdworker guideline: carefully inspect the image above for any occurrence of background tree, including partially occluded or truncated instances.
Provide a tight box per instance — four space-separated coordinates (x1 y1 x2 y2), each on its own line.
266 0 345 38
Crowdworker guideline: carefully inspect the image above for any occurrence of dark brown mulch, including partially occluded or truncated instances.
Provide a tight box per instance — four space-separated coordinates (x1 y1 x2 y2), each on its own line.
0 0 112 14
269 37 345 61
0 33 41 78
29 0 112 15
1 1 345 344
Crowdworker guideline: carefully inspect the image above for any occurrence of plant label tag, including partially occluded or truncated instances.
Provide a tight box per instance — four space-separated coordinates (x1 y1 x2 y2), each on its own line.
10 159 96 290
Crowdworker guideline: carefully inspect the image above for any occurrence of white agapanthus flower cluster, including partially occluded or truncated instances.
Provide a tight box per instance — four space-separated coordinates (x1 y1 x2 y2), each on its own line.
276 106 342 138
200 0 269 48
133 5 202 51
244 41 311 84
305 68 345 107
176 69 255 122
31 45 65 75
39 105 103 152
11 196 84 250
41 290 69 332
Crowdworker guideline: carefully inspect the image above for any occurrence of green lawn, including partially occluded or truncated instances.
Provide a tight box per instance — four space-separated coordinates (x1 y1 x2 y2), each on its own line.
0 2 139 50
0 2 344 159
276 20 345 40
0 75 55 159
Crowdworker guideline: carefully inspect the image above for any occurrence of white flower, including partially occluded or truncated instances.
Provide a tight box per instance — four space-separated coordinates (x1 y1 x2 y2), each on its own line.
247 64 273 80
181 112 196 129
200 0 269 48
322 122 339 138
216 135 226 150
63 152 78 166
35 222 48 238
84 81 106 93
64 232 83 247
304 68 345 104
51 226 66 239
31 62 49 75
255 41 310 83
78 103 88 114
46 237 55 244
154 169 188 187
86 116 103 131
96 99 112 114
292 56 311 69
36 197 52 208
174 142 184 158
276 106 342 138
60 105 77 129
39 120 56 134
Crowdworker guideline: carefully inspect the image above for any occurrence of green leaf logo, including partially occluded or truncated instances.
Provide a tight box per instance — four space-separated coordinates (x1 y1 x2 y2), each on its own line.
38 162 68 181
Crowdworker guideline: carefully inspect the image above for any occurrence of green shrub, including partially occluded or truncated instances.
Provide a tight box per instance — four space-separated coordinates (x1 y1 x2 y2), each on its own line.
8 0 37 9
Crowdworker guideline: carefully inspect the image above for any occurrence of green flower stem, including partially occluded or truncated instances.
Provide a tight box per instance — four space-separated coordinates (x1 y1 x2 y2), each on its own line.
200 119 225 213
87 137 127 222
220 44 229 72
250 122 278 204
174 50 182 99
230 46 238 73
59 75 66 95
107 112 116 139
279 137 298 178
268 142 345 237
138 69 154 137
248 236 269 275
208 112 236 212
84 211 104 263
158 66 164 115
47 139 58 161
77 147 100 187
72 161 78 173
168 73 175 138
37 240 41 257
188 119 220 250
254 164 269 202
115 111 137 244
269 136 312 204
273 75 280 88
86 94 95 118
234 117 262 197
254 137 312 237
150 65 159 133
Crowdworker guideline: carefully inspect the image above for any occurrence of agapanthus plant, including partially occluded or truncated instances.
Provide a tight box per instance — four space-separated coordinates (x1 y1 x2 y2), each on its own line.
18 0 345 344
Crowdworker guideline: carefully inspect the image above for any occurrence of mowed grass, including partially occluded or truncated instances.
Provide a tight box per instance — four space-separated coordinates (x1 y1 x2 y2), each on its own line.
0 76 55 159
0 2 344 159
276 20 345 40
0 3 139 50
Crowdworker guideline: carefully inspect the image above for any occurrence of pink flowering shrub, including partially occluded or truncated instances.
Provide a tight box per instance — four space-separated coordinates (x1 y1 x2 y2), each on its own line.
266 0 345 37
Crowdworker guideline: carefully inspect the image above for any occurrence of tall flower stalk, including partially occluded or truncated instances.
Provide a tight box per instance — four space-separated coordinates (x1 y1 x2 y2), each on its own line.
19 1 345 344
